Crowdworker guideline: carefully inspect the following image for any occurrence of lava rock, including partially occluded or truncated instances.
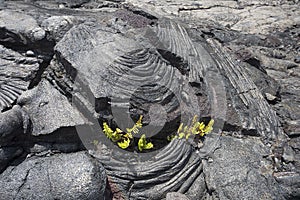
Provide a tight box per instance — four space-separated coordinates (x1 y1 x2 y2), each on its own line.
18 79 88 136
185 173 206 200
295 56 300 64
0 10 45 45
0 105 28 145
202 136 283 199
284 120 300 137
41 15 78 42
54 19 204 136
0 151 107 200
0 0 5 7
25 50 35 57
56 0 90 8
0 1 299 200
274 172 300 199
265 92 278 102
0 146 23 173
275 98 300 136
244 63 280 103
166 192 190 200
0 45 40 111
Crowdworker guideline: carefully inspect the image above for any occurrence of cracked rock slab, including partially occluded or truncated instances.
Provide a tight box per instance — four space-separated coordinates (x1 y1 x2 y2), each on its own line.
18 79 88 136
0 10 45 45
202 135 285 199
0 151 107 200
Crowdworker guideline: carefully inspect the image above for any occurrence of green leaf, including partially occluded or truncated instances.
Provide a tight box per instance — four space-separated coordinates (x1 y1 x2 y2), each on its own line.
177 123 183 134
178 132 185 139
203 119 214 134
103 122 114 139
138 134 153 151
117 138 130 149
126 115 143 135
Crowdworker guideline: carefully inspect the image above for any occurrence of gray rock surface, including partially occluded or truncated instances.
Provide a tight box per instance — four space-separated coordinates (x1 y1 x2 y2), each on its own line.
166 192 190 200
92 139 204 200
275 171 300 199
0 45 40 111
53 7 292 199
0 10 45 45
56 0 90 8
18 79 88 136
125 0 300 35
41 15 79 42
0 1 299 200
185 172 207 200
0 146 23 172
0 151 107 200
0 0 5 7
54 18 204 135
203 135 283 199
0 105 28 145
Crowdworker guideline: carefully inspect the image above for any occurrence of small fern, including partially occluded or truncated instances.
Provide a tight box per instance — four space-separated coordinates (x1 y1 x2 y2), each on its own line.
102 115 154 151
138 134 154 152
103 122 122 142
102 115 213 152
168 115 214 141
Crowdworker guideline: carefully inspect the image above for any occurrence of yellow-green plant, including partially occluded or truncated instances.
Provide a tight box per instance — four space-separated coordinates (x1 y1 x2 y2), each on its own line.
168 115 214 141
126 115 143 137
138 134 154 151
102 115 154 151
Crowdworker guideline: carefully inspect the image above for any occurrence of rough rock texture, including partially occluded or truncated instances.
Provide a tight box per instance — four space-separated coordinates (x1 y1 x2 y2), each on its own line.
166 192 190 200
0 146 23 172
41 15 79 42
54 17 207 138
0 152 107 200
0 105 28 146
18 79 88 136
0 45 40 111
53 10 290 199
0 0 299 200
125 0 300 35
0 10 45 45
203 135 282 199
92 139 204 199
